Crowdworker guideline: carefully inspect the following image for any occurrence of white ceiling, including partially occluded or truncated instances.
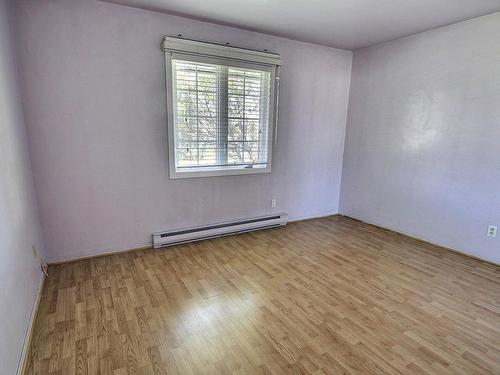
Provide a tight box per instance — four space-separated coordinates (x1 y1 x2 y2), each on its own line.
102 0 500 50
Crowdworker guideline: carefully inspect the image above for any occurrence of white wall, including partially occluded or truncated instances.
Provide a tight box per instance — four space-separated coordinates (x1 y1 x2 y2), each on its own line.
0 0 46 373
15 0 352 262
340 12 500 264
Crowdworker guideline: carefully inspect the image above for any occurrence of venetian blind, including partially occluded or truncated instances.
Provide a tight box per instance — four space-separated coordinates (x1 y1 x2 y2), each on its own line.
163 37 281 178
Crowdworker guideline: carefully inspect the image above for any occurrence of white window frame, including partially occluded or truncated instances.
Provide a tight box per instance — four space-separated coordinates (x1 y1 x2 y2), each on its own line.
163 37 282 179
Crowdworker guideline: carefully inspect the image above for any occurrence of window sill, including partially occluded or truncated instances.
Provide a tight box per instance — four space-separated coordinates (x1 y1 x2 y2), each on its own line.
169 164 271 179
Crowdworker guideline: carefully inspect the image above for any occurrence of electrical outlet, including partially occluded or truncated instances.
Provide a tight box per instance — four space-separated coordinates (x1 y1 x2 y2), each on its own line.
32 244 37 258
271 198 277 208
487 225 497 238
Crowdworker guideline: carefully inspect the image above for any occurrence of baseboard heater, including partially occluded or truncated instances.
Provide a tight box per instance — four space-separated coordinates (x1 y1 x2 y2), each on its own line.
152 213 288 248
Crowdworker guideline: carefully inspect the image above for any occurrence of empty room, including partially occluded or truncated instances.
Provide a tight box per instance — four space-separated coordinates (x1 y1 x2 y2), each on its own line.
2 0 500 374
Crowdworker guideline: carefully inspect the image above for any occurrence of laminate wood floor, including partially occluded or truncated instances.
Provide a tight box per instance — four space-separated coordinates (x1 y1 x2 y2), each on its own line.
25 216 500 374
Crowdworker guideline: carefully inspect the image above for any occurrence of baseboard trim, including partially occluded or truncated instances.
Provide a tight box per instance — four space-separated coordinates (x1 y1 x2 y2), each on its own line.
341 214 500 268
47 214 499 268
289 212 339 223
47 243 152 265
48 214 340 265
18 273 45 375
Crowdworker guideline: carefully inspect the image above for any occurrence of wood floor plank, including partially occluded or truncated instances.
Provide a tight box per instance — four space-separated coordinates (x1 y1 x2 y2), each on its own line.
25 216 500 374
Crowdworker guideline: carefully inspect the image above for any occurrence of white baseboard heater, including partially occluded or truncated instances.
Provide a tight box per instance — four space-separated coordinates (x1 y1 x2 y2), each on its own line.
152 213 288 248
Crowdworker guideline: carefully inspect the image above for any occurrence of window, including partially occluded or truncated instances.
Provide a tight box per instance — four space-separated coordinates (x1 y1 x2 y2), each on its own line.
163 37 281 178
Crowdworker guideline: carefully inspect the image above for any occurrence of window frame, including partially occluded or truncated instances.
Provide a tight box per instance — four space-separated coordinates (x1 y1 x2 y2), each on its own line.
164 40 280 179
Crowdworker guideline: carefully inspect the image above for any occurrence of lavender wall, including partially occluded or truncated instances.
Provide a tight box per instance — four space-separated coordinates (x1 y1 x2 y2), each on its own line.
0 0 46 373
340 12 500 264
15 0 352 262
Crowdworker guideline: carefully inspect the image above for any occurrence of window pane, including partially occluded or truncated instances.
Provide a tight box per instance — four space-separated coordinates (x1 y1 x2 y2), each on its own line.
245 96 260 118
198 118 217 141
228 119 243 141
176 91 197 117
198 141 217 165
228 71 244 94
198 92 216 117
245 120 260 141
172 59 272 172
177 141 198 167
197 71 216 92
243 141 259 163
244 76 261 96
177 117 197 143
228 142 244 164
228 95 244 118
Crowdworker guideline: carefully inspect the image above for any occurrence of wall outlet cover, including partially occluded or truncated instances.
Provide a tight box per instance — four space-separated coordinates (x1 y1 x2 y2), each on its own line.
487 225 497 238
